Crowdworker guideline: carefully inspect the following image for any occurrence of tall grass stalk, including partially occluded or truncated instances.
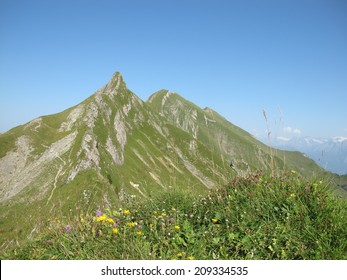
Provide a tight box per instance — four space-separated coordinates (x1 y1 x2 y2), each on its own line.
262 109 275 175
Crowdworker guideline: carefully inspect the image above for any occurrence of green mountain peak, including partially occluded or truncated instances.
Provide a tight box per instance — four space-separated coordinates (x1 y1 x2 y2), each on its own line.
98 71 127 97
0 72 345 249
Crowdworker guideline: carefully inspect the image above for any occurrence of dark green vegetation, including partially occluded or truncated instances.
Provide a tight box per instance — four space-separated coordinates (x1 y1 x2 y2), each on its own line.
2 172 346 260
0 72 346 258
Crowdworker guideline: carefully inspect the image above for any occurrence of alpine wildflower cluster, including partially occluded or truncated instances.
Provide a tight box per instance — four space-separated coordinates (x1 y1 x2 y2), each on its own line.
33 171 345 260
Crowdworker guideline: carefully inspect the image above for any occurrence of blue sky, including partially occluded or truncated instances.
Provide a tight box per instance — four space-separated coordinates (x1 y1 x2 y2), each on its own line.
1 0 346 139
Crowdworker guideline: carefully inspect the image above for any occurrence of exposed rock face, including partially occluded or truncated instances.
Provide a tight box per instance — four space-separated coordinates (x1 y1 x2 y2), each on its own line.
0 136 32 178
59 105 85 132
106 136 124 165
67 132 100 182
114 111 127 152
0 132 77 202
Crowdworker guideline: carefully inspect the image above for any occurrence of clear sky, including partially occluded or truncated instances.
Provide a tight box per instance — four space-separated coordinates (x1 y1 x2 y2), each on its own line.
1 0 346 139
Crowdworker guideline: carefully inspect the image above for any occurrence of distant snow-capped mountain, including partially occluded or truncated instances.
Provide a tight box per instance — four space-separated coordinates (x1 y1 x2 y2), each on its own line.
265 136 347 175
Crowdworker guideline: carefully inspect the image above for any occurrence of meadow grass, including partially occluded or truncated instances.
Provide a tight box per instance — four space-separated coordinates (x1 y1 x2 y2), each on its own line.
1 171 346 260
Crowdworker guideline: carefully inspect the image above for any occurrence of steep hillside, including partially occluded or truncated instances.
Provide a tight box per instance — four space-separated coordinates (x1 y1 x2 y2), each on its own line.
147 90 330 178
0 72 344 251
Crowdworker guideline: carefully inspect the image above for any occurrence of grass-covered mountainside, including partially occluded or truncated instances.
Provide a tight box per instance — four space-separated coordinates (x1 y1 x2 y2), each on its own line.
0 72 346 257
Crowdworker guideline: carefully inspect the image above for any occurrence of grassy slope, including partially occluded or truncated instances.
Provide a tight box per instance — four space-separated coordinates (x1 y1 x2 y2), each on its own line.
146 90 334 179
2 172 346 260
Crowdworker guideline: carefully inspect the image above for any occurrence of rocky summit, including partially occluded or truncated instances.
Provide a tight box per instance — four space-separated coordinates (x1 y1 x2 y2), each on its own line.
0 72 343 247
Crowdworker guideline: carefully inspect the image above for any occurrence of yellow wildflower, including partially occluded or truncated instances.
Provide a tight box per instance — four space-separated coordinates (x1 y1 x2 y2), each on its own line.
211 218 218 224
123 210 130 215
112 228 118 234
174 225 180 231
177 253 183 257
291 170 296 174
128 222 136 227
187 256 195 260
97 215 107 222
136 231 142 236
107 218 115 224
